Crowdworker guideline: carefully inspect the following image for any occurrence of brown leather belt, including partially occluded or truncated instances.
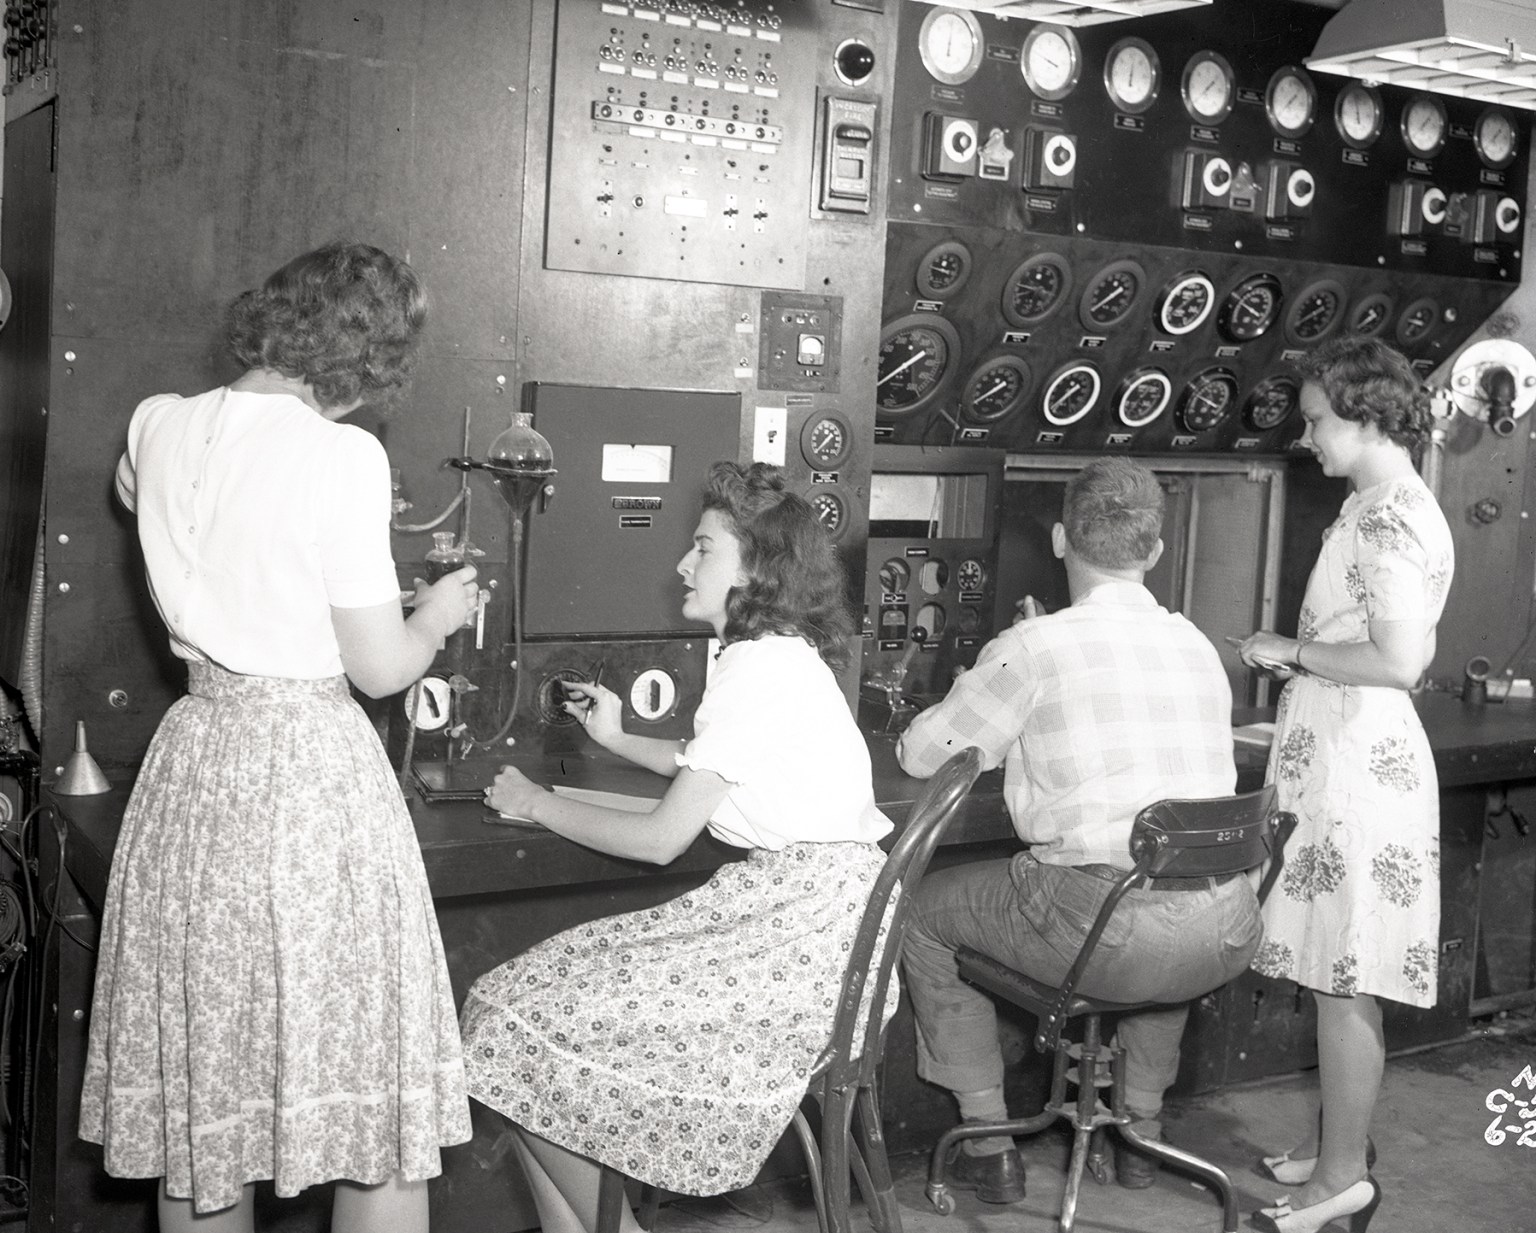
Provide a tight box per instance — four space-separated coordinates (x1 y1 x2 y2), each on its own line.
1073 863 1236 893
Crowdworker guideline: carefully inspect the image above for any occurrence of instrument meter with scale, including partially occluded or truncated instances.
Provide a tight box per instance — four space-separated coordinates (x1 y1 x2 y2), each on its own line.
1104 37 1159 114
1001 252 1071 327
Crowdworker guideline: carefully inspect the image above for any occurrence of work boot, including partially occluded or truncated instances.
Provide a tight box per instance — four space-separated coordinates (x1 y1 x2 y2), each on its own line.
947 1141 1027 1204
1114 1119 1163 1189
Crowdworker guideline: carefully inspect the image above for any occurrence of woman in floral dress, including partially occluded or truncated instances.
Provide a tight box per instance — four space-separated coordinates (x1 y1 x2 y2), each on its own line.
1238 337 1452 1233
461 462 894 1233
81 243 478 1232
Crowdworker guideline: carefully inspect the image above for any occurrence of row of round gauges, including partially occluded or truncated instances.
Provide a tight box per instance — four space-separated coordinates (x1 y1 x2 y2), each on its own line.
906 247 1454 345
916 8 1522 167
877 555 988 596
881 348 1303 435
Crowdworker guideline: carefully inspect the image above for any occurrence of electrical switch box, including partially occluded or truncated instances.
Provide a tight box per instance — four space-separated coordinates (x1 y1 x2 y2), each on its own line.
1023 127 1077 191
819 96 878 214
1264 160 1315 220
1182 150 1232 210
923 112 978 180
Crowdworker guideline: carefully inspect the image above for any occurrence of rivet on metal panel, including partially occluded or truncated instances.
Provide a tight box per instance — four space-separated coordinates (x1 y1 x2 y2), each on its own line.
57 582 69 594
107 690 128 709
64 350 75 361
57 533 68 544
496 375 507 385
72 1009 83 1020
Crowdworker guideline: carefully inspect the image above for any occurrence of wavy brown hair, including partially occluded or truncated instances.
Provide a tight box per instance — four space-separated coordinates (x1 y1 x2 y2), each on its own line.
701 461 855 670
1294 336 1431 459
225 241 427 409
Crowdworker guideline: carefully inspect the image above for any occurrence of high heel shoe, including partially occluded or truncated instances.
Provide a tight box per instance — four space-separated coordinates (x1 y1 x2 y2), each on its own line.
1249 1176 1382 1233
1257 1135 1375 1185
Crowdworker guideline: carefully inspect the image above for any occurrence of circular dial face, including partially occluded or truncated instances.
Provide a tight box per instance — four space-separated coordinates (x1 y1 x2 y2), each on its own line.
1104 36 1159 114
1476 108 1519 168
876 314 961 417
1178 367 1239 433
962 356 1031 423
1401 96 1448 157
1041 362 1102 426
918 560 948 595
878 558 911 595
1348 292 1395 339
1156 271 1216 335
1284 279 1346 345
1114 368 1173 428
913 602 946 643
1181 51 1235 124
809 492 845 538
1001 252 1071 327
1079 259 1145 332
800 413 851 470
1396 297 1440 346
918 7 984 86
1335 82 1383 149
1021 24 1081 100
628 668 678 721
1265 66 1317 137
916 240 973 299
957 606 982 634
1218 273 1283 342
956 558 987 592
1243 376 1300 432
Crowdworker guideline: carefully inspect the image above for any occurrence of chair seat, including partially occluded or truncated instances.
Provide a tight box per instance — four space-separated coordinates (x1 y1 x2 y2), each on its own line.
957 946 1163 1020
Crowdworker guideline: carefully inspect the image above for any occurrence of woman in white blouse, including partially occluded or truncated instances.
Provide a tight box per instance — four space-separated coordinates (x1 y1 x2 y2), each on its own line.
462 461 893 1233
80 242 479 1233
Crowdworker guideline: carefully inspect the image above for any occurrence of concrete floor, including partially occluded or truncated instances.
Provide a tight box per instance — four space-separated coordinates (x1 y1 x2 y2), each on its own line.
658 1012 1536 1233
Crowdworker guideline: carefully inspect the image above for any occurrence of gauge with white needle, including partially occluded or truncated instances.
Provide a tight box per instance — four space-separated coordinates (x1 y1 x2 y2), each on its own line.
1021 24 1081 101
876 314 961 418
962 356 1031 423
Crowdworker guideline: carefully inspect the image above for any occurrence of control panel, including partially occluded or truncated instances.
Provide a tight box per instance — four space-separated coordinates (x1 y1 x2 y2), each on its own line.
547 0 822 288
859 445 1004 715
877 0 1528 454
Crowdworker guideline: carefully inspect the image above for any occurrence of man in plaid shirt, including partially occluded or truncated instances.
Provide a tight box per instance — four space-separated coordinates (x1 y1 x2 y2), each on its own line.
898 456 1262 1200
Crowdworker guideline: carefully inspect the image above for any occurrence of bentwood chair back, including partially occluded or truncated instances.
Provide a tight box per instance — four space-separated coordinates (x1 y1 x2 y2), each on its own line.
925 783 1296 1233
598 745 987 1233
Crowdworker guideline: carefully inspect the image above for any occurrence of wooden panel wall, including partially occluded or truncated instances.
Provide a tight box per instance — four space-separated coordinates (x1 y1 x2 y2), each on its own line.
39 0 533 770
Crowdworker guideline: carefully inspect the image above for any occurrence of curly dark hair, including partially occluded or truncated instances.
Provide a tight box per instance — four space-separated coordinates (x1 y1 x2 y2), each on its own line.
1294 336 1431 458
224 241 427 409
701 461 855 671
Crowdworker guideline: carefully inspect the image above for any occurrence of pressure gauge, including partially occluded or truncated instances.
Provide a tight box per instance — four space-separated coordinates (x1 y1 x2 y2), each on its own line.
800 411 851 470
918 6 984 86
809 491 848 540
1348 292 1395 339
1001 252 1072 327
1334 83 1383 149
1396 297 1440 346
877 314 961 418
962 356 1032 423
1475 108 1519 169
1284 279 1346 345
1265 66 1317 138
1401 96 1447 158
1155 271 1216 336
1243 376 1300 432
1218 273 1283 343
1103 36 1159 114
1079 259 1145 332
1021 24 1081 101
1178 367 1239 433
1041 362 1102 426
916 240 973 300
1114 368 1173 428
1181 51 1235 124
956 558 987 592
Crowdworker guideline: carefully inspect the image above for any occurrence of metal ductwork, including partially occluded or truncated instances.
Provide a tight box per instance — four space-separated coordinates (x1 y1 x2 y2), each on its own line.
1306 0 1536 109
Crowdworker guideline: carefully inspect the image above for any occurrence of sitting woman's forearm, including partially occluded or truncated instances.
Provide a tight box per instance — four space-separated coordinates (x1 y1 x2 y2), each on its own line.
529 766 731 864
603 732 688 777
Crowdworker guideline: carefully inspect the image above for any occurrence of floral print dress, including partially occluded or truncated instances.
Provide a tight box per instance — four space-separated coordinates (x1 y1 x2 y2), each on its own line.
1251 475 1453 1007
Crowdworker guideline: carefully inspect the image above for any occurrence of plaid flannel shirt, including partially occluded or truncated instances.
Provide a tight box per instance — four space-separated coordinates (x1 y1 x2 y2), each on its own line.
897 581 1235 868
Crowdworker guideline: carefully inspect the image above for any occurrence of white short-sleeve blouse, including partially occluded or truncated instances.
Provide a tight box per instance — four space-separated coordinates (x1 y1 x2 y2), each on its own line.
678 635 893 850
115 387 402 679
